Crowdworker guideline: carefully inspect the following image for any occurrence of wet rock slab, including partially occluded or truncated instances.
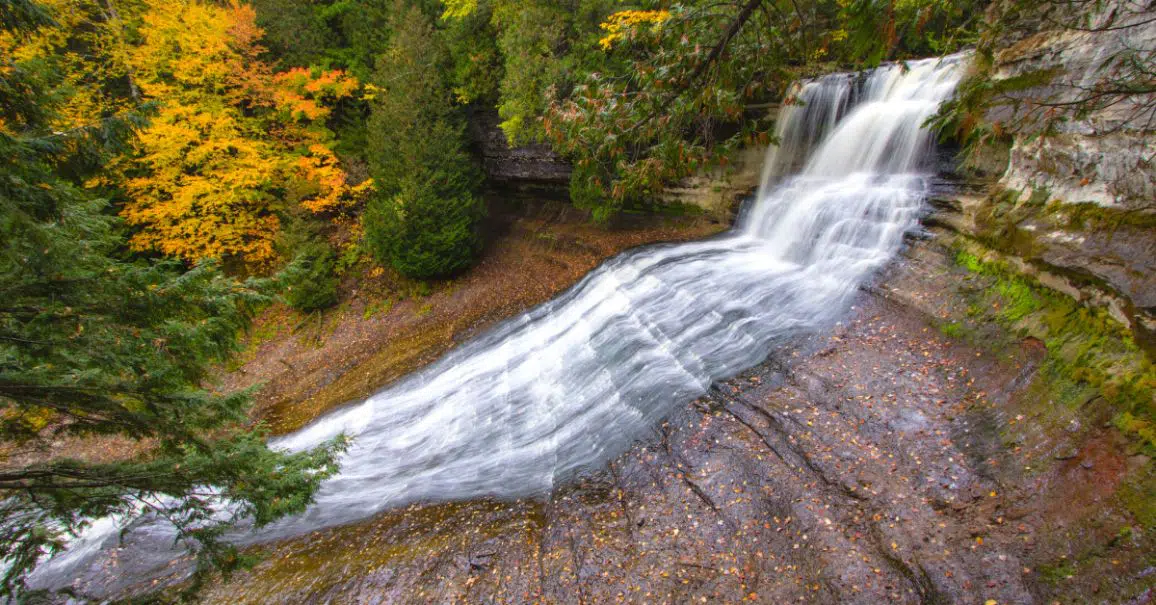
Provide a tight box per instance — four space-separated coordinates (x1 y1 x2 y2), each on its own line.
193 243 1155 604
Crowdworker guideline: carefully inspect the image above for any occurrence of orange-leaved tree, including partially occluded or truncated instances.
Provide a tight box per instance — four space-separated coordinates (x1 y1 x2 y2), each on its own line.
272 67 372 218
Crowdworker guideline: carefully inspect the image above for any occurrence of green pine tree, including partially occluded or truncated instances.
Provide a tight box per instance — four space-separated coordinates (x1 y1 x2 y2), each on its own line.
364 1 485 279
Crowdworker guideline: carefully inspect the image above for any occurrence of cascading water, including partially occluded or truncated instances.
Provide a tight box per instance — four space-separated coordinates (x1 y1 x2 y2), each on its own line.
26 53 966 596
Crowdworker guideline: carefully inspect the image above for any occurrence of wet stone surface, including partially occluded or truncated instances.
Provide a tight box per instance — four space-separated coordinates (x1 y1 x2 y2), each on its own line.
197 246 1135 604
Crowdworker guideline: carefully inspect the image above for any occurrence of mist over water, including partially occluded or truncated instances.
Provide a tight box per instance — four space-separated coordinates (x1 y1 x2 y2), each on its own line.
28 54 965 594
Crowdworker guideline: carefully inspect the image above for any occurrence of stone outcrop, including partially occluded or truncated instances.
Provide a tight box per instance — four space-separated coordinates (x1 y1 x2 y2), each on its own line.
468 106 767 220
655 146 767 220
51 27 1156 602
926 182 1156 352
467 107 572 192
200 243 1156 604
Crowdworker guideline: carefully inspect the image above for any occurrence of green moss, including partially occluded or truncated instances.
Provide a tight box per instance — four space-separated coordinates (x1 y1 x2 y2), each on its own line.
1038 558 1077 584
1115 413 1156 456
953 244 1156 454
1025 185 1052 207
1048 201 1156 232
1118 469 1156 530
956 249 985 273
362 298 394 320
995 278 1043 321
940 321 966 339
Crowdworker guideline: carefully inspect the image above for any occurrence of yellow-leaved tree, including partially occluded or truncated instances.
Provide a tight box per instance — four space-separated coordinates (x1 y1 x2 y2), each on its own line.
122 1 281 266
122 1 367 269
272 67 372 218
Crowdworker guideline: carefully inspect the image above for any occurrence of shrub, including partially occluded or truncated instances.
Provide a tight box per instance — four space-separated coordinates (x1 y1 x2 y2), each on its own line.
285 243 340 312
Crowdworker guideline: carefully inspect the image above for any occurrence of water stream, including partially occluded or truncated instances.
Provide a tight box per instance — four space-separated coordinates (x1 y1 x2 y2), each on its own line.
28 54 966 596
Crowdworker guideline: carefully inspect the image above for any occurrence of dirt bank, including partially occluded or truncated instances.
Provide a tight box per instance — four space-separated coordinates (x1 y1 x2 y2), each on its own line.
197 233 1154 604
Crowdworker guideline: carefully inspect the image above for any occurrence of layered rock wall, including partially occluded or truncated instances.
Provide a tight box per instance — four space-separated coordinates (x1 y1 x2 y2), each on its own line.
939 0 1156 350
466 108 572 193
992 1 1156 210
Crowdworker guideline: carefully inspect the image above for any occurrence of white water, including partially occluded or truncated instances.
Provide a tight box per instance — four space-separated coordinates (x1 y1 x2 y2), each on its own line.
27 54 965 595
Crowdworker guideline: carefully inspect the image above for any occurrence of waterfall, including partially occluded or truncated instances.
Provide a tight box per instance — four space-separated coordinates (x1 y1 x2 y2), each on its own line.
26 53 966 595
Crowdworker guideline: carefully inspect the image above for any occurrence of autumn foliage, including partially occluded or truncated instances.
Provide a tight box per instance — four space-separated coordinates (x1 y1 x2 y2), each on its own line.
120 1 368 268
597 10 671 50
